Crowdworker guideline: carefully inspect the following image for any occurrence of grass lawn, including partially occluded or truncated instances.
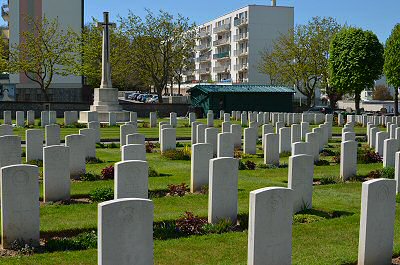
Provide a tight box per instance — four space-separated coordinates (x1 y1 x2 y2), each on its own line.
0 122 395 265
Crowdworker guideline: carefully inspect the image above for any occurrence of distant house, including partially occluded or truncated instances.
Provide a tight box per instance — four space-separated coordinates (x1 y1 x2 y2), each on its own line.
188 84 295 115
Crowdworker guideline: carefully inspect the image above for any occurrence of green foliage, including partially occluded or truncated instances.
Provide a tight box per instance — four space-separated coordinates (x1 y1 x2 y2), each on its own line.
27 160 43 167
318 176 341 185
329 27 384 113
10 239 36 255
85 157 105 164
79 172 100 181
8 16 78 101
149 167 160 177
202 219 236 234
293 214 326 224
372 85 393 100
45 231 97 252
89 188 114 202
162 149 190 160
384 24 400 92
381 167 395 179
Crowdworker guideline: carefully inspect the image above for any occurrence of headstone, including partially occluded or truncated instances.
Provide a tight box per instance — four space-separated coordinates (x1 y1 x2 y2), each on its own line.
26 129 43 162
120 124 136 147
244 128 257 155
249 121 258 129
43 145 70 202
358 179 396 265
291 124 301 144
191 122 201 145
16 111 25 127
261 124 274 149
291 142 311 156
279 127 291 154
98 198 154 265
160 128 176 152
247 187 293 265
88 121 101 143
369 127 379 149
223 113 230 122
64 111 78 126
126 133 145 145
188 112 196 125
222 121 231 133
288 155 314 213
241 113 248 127
27 110 35 126
0 124 13 136
122 144 146 161
191 143 213 193
79 128 97 158
65 134 86 177
395 151 400 193
196 124 207 144
375 131 389 156
205 127 219 156
1 164 40 249
383 139 398 168
114 160 148 199
0 135 21 168
305 132 319 162
231 124 242 148
45 124 60 146
108 112 117 126
49 111 57 124
342 132 356 142
340 140 357 180
217 133 234 158
41 111 50 127
264 133 279 166
300 122 309 140
149 112 157 128
208 157 238 224
275 122 284 134
158 122 170 144
130 112 138 123
3 110 11 125
170 112 177 128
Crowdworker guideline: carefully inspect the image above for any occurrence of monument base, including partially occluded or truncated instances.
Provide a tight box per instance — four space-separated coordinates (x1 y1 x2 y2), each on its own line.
79 110 130 123
91 87 123 112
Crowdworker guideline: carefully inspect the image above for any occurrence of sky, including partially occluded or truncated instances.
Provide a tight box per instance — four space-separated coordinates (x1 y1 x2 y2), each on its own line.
84 0 400 42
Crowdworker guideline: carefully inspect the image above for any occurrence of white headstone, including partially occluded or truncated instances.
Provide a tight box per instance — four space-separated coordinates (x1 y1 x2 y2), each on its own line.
205 127 219 156
264 133 279 166
247 187 293 265
45 124 60 146
0 135 21 168
126 133 145 145
49 111 57 124
244 128 257 155
170 112 177 128
114 160 148 199
0 124 13 136
149 112 157 128
217 133 234 158
120 124 137 147
3 110 11 125
43 145 70 202
98 198 154 265
122 144 146 161
288 155 314 213
16 111 25 127
27 110 35 126
305 132 319 162
279 127 291 154
196 124 207 144
79 128 97 158
222 121 232 133
191 143 213 193
291 142 311 156
108 112 117 126
41 111 50 127
231 124 242 148
26 129 44 162
383 138 398 168
375 131 389 156
208 157 238 224
88 121 101 143
291 124 301 144
1 164 40 248
358 179 396 265
340 140 358 180
65 134 86 177
191 122 201 145
130 112 138 123
160 128 176 152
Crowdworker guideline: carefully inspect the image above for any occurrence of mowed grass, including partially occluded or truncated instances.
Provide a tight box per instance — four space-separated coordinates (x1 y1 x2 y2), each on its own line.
1 122 396 265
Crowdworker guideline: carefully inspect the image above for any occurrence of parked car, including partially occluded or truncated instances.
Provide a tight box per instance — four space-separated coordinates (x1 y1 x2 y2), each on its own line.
136 94 147 102
147 95 159 103
128 92 140 100
304 106 333 114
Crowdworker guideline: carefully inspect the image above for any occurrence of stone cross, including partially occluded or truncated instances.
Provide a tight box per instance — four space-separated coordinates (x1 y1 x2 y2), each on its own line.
97 12 116 88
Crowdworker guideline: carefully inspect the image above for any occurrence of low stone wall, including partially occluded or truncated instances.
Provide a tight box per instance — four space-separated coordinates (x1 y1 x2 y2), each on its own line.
120 102 190 117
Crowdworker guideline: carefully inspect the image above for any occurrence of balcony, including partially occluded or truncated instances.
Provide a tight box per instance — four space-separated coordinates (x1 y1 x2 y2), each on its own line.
196 55 211 63
183 69 195 76
1 4 9 22
234 33 248 42
213 65 231 73
234 48 248 57
213 38 230 47
196 68 211 74
213 24 231 34
234 17 248 27
234 63 248 71
213 51 230 60
199 30 211 38
195 43 211 52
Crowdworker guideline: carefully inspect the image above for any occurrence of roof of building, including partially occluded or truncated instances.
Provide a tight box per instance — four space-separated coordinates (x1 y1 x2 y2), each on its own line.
189 84 295 94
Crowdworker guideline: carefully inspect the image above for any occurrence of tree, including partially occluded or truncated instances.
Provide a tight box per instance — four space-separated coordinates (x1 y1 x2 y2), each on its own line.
384 24 400 115
372 85 393 100
73 20 143 90
329 27 384 113
119 10 196 103
258 17 341 107
8 16 78 101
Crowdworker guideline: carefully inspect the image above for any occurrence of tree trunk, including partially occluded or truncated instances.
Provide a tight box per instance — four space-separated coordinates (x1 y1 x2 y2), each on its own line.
157 85 163 104
178 79 181 96
42 86 50 102
355 93 361 114
395 87 399 116
307 95 312 108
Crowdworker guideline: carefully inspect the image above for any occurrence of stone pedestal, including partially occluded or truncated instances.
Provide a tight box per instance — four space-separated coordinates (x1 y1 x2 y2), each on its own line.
91 88 122 112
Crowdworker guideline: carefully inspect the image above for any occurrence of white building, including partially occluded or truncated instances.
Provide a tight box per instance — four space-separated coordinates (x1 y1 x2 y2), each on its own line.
1 0 83 102
185 2 294 85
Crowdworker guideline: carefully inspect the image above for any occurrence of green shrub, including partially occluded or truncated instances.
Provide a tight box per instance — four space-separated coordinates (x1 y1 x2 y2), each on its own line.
79 172 100 181
167 183 188 197
293 214 326 224
162 149 190 160
202 219 235 234
318 176 340 185
314 160 330 166
86 157 105 164
381 167 395 179
45 231 97 252
175 212 207 236
279 151 291 158
149 167 160 177
10 239 35 255
27 160 43 167
89 188 114 202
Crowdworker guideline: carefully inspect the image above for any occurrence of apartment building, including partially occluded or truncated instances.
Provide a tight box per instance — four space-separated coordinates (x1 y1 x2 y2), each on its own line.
185 3 294 85
1 0 84 102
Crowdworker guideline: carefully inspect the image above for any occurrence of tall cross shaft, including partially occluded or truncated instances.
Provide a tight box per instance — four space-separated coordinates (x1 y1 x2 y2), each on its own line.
97 12 116 88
